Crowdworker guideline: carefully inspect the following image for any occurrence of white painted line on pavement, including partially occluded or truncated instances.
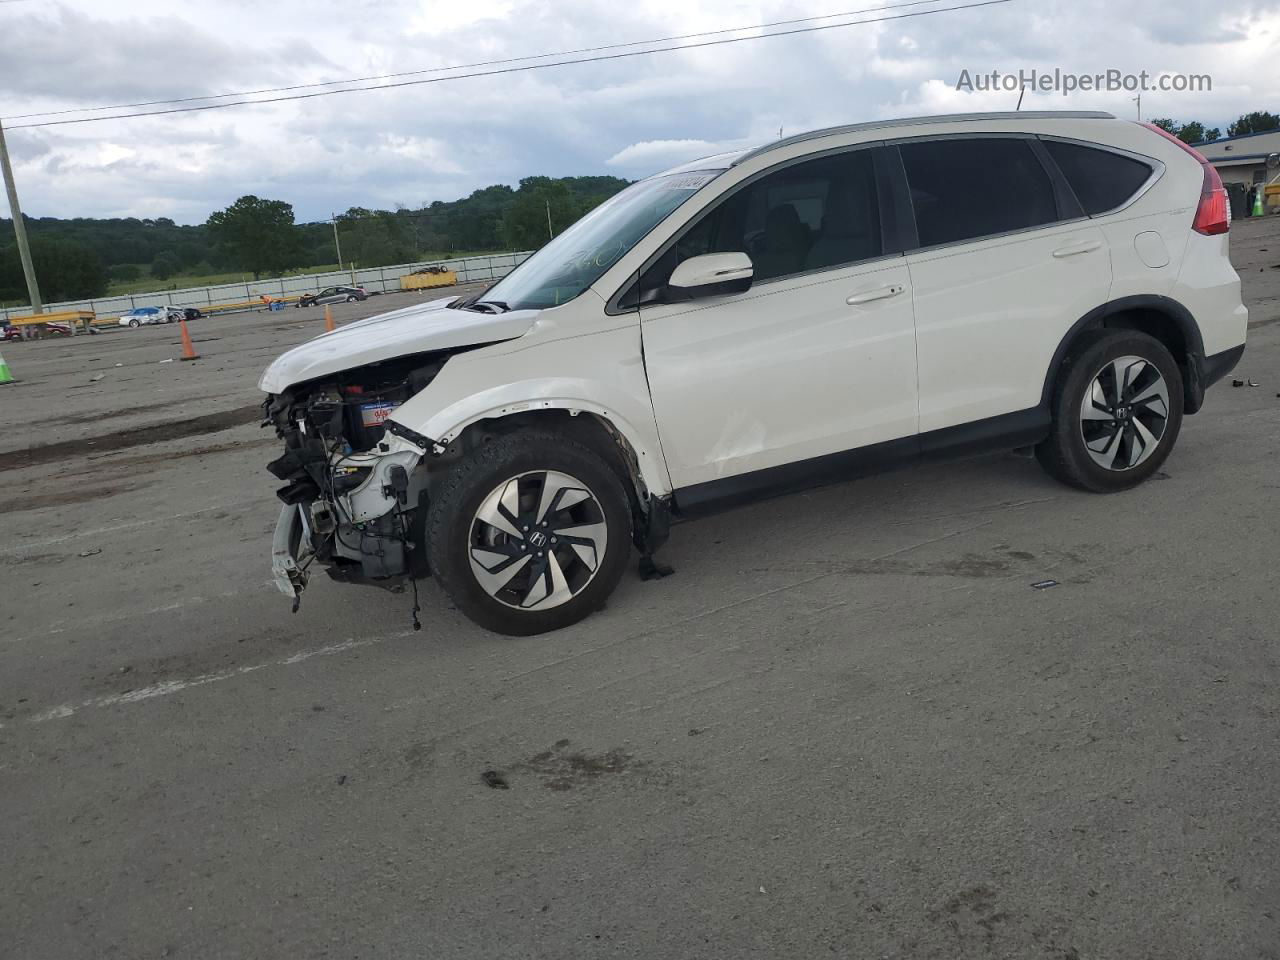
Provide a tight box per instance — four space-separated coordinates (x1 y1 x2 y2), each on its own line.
26 630 416 724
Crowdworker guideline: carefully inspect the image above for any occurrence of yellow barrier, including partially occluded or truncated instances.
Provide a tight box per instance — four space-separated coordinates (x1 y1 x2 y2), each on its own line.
401 270 457 291
203 295 301 315
8 309 95 327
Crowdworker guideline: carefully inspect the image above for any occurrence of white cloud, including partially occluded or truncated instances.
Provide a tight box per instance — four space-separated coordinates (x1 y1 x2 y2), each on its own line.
0 0 1276 223
606 138 751 169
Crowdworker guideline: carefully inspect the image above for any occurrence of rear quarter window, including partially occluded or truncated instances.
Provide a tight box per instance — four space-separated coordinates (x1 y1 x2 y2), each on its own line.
1042 140 1155 216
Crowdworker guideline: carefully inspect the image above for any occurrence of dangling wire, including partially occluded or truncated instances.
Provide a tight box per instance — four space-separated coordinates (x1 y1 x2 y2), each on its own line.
396 505 422 632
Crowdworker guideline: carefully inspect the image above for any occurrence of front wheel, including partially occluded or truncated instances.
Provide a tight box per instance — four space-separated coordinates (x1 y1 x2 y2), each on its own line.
1036 330 1184 492
425 432 632 635
128 319 140 328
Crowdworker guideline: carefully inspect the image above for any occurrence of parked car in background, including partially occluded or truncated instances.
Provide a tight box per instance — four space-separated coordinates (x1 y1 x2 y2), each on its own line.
262 110 1246 635
118 307 171 327
3 321 71 339
297 286 367 308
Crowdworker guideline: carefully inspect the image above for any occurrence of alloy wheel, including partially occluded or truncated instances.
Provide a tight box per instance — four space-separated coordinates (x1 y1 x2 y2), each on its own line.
468 470 608 611
1079 355 1170 470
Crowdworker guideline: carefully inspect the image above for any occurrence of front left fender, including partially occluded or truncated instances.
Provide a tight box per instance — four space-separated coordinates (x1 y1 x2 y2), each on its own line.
387 325 674 497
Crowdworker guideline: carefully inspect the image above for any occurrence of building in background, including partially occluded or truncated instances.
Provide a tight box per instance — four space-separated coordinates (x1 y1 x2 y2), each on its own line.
1193 129 1280 187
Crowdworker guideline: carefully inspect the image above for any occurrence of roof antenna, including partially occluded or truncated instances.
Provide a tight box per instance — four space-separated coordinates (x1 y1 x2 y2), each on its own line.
1016 84 1026 111
778 125 784 139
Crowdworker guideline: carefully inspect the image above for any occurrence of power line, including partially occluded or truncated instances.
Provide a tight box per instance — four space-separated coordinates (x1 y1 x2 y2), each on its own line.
5 0 1013 130
4 0 954 122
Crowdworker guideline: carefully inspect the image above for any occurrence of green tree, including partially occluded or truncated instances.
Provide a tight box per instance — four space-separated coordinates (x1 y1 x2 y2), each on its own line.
0 237 107 303
336 207 416 267
1151 119 1222 144
1175 121 1204 143
109 263 142 282
1227 111 1280 137
499 179 579 250
206 195 301 279
151 251 180 281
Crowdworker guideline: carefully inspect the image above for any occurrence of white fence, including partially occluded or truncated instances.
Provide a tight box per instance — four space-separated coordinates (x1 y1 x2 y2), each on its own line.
0 250 535 323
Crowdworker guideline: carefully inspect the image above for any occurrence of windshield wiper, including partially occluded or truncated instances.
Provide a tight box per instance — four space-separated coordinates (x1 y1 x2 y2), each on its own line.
468 300 510 314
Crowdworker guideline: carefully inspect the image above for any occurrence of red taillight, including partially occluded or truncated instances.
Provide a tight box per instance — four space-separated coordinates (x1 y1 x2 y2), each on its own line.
1192 162 1230 235
1141 122 1229 235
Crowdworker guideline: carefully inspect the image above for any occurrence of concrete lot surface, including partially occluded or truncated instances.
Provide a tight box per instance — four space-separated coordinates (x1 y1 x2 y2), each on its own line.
2 231 1279 959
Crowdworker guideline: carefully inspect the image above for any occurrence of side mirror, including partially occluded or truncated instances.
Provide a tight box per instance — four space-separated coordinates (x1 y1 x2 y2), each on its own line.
667 252 753 299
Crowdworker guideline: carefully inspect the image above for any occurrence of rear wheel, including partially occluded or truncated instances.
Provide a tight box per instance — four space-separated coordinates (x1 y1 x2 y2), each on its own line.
128 319 140 328
426 432 632 635
1036 330 1183 492
346 295 358 303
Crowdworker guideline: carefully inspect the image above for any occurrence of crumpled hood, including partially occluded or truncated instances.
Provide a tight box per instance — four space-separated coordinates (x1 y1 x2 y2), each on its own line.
258 296 539 392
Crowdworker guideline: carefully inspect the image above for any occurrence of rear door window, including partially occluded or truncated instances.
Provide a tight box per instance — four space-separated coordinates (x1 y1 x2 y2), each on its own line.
1042 140 1155 215
899 137 1059 247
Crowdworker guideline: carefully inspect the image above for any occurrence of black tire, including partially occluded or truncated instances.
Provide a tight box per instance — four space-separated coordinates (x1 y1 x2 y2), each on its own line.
425 432 632 635
1036 330 1183 492
346 295 358 303
128 319 140 328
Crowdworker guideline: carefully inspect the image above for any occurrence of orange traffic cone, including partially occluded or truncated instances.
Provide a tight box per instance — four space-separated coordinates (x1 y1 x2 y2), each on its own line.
324 304 336 333
179 318 200 361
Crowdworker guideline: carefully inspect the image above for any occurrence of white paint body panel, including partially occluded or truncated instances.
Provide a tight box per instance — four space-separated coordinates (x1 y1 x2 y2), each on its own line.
389 295 675 497
1173 232 1248 355
639 259 917 487
907 221 1111 432
258 295 536 393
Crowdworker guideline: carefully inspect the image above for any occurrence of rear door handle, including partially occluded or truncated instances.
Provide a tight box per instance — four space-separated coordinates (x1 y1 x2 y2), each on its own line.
846 284 905 305
1052 240 1102 258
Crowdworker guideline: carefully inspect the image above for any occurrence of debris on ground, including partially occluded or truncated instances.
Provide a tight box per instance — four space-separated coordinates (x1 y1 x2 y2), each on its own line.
77 548 102 558
1031 579 1059 590
88 373 105 382
481 770 509 790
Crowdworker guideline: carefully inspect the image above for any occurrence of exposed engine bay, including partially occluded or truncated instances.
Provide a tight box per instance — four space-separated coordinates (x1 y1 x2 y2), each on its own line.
264 352 445 607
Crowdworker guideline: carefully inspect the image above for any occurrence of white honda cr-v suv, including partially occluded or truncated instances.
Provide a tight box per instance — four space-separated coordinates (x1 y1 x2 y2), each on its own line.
261 110 1247 635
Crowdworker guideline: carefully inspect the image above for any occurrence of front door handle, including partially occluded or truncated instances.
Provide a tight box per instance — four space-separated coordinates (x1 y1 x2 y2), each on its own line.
1052 239 1102 258
846 284 905 305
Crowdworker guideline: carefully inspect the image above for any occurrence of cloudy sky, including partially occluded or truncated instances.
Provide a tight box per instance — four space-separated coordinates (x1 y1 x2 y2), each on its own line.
2 0 1277 224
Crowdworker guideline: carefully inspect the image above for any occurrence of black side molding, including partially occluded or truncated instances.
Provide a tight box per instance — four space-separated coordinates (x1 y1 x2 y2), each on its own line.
1201 343 1245 390
672 407 1048 518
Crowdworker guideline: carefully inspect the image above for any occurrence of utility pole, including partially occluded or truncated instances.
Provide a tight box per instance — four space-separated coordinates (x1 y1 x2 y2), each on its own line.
0 118 43 315
330 213 344 270
1132 93 1141 120
545 199 554 241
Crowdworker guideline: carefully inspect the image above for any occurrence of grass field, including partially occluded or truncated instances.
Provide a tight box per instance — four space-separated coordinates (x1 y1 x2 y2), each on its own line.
103 251 510 296
105 263 345 296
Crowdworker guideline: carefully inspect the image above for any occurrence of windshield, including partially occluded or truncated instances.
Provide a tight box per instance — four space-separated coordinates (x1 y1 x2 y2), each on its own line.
481 170 722 311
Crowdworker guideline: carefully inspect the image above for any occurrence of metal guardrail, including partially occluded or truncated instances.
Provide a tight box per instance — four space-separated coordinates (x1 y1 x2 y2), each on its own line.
0 251 534 323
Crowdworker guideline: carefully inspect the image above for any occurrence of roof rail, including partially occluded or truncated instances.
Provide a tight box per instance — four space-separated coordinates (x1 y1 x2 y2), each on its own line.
733 110 1118 165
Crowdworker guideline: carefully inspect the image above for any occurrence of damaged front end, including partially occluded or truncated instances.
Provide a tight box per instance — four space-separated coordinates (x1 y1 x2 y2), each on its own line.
264 354 443 608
